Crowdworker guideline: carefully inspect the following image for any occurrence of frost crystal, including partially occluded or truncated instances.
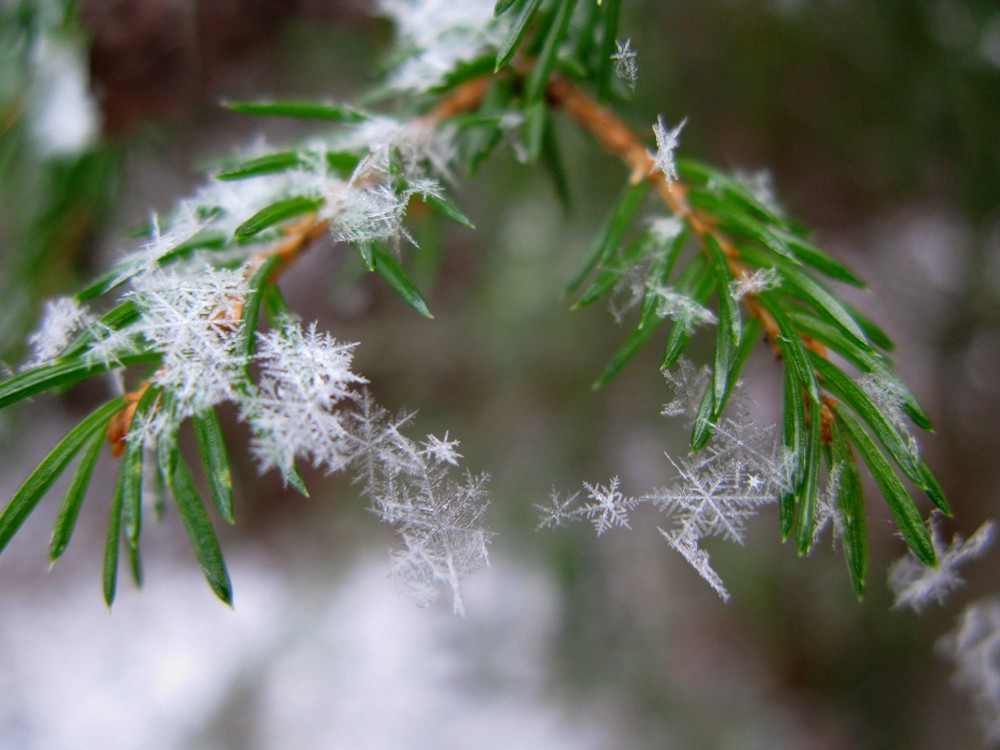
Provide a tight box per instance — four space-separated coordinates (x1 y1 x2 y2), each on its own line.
648 216 684 243
889 517 995 612
129 267 250 437
386 469 492 617
321 119 454 248
581 477 636 536
24 296 95 368
348 393 492 616
731 267 780 301
939 598 1000 745
611 38 638 92
241 320 366 477
647 284 717 331
648 426 780 547
421 432 462 466
535 489 582 530
858 369 920 465
378 0 506 93
651 115 687 188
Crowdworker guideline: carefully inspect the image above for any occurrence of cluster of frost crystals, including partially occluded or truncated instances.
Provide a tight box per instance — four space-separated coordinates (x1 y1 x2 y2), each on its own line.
240 320 367 478
127 266 250 442
23 296 95 368
321 118 456 248
889 516 995 612
646 411 783 601
539 363 784 601
344 393 492 616
377 0 507 93
939 598 1000 745
228 318 491 613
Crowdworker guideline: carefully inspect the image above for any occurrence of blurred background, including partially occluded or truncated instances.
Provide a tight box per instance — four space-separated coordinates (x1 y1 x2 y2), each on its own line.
1 1 999 748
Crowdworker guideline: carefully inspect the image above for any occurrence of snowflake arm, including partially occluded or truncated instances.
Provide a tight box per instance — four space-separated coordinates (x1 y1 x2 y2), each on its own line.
889 518 995 612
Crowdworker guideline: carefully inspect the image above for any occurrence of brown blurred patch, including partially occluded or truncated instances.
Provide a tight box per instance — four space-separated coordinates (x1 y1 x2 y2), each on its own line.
79 0 365 136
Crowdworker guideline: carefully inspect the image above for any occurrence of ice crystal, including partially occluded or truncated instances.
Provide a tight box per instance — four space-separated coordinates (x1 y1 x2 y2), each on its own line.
810 462 845 547
386 469 492 616
128 267 250 438
649 440 779 547
939 598 1000 745
651 115 687 188
321 119 455 247
346 392 492 615
889 516 995 612
660 360 711 418
611 38 638 92
731 267 781 301
648 216 684 243
647 284 717 331
23 296 95 368
535 489 583 530
378 0 505 93
544 365 783 600
241 320 366 478
581 477 636 536
421 432 462 466
858 369 920 465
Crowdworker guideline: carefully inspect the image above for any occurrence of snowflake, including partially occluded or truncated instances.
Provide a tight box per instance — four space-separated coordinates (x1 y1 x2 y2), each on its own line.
645 415 781 598
345 391 492 615
938 598 1000 745
651 115 687 189
127 266 250 440
611 38 638 92
241 320 366 478
580 476 637 536
421 432 462 465
345 390 424 491
731 267 780 301
650 447 777 547
733 168 782 216
648 216 684 243
647 284 717 331
386 470 492 616
889 516 995 612
660 360 711 418
535 488 582 530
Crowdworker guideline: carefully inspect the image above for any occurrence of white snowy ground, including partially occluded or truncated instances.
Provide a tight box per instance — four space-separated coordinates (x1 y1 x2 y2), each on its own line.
0 545 626 750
